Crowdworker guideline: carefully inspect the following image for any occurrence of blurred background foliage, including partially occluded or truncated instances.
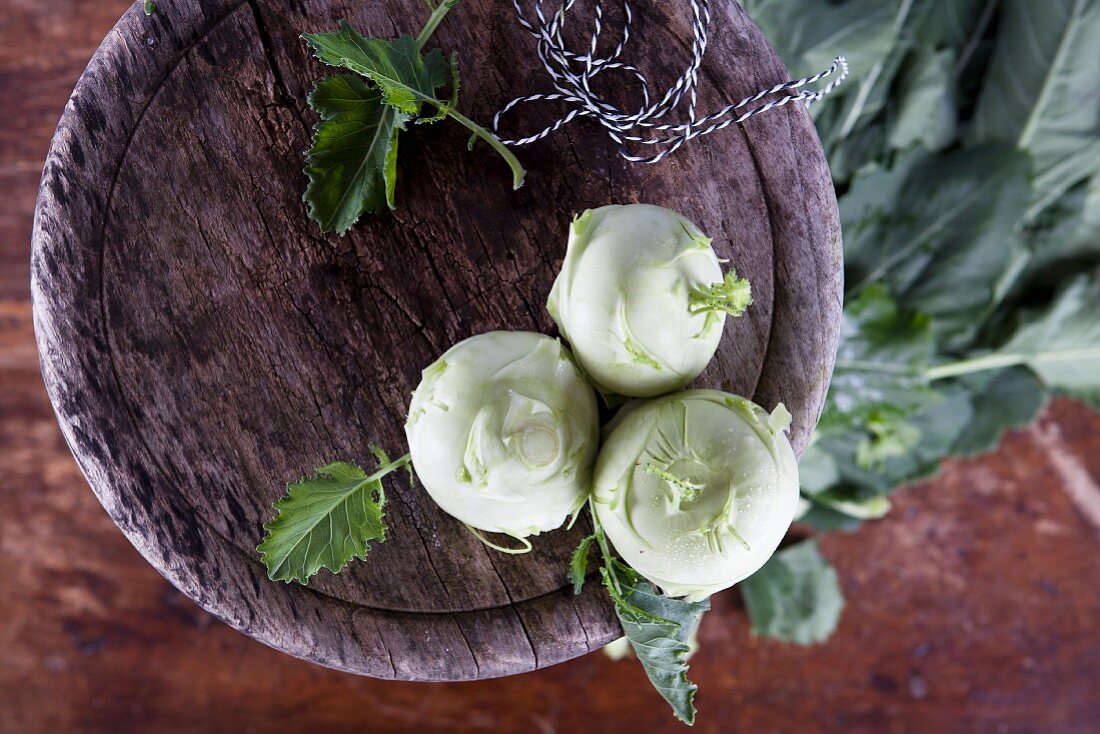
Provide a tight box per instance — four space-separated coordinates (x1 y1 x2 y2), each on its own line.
737 0 1100 641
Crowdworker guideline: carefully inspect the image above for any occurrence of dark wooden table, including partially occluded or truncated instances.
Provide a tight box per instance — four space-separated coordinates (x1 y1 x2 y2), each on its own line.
2 1 1098 732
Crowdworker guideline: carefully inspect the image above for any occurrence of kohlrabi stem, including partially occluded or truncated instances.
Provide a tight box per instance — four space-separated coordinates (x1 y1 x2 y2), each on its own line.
465 525 534 554
448 109 527 189
925 349 1100 380
923 354 1028 380
688 270 753 316
415 0 458 49
832 359 923 375
841 347 1100 383
590 502 612 558
402 90 527 189
589 499 623 596
410 1 527 190
366 451 413 484
835 355 1023 382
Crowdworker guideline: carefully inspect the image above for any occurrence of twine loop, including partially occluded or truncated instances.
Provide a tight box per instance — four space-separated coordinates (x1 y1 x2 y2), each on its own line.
493 0 849 164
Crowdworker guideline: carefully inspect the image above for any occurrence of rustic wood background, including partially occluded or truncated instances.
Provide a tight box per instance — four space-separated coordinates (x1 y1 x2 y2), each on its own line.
2 0 1099 731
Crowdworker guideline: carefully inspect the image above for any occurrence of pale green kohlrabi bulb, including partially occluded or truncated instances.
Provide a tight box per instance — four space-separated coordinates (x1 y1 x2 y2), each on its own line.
593 390 799 600
405 331 599 547
546 204 751 399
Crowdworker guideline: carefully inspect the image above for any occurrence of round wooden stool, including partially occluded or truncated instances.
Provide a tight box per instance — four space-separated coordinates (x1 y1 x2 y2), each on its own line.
32 0 842 680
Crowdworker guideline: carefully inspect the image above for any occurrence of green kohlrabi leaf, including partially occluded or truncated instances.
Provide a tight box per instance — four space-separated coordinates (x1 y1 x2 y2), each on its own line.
796 502 867 532
823 124 890 184
798 441 841 495
809 387 962 519
807 287 1054 524
569 534 596 595
579 516 711 724
990 177 1100 321
303 23 450 116
915 0 991 49
835 146 922 252
744 0 1002 183
303 75 409 234
798 444 891 527
257 451 411 584
969 0 1100 220
949 367 1048 456
842 145 1032 348
740 540 844 644
1019 182 1100 277
958 272 1100 407
811 491 892 521
808 286 989 522
741 0 901 81
1078 176 1100 248
747 0 920 160
752 0 1097 543
605 560 710 726
824 284 938 434
868 381 974 483
299 9 526 234
888 47 957 152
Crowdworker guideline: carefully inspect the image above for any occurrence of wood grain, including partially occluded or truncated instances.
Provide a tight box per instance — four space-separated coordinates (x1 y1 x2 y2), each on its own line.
4 1 1100 730
29 0 840 678
6 296 1100 731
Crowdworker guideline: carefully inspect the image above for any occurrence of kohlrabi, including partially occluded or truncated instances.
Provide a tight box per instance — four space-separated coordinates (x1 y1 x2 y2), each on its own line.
592 389 799 600
547 204 751 399
405 331 599 549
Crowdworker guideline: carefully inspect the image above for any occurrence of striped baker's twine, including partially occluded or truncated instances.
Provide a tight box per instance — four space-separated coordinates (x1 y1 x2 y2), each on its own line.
492 0 849 164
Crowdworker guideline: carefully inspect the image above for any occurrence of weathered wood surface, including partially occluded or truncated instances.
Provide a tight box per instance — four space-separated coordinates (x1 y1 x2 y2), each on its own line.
29 0 841 678
6 298 1100 731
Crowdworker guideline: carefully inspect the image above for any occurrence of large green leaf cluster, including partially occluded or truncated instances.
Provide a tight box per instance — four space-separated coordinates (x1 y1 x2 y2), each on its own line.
738 0 1100 638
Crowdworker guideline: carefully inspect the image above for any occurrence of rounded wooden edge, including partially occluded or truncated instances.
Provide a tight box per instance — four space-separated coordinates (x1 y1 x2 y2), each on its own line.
722 4 844 449
30 0 840 679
